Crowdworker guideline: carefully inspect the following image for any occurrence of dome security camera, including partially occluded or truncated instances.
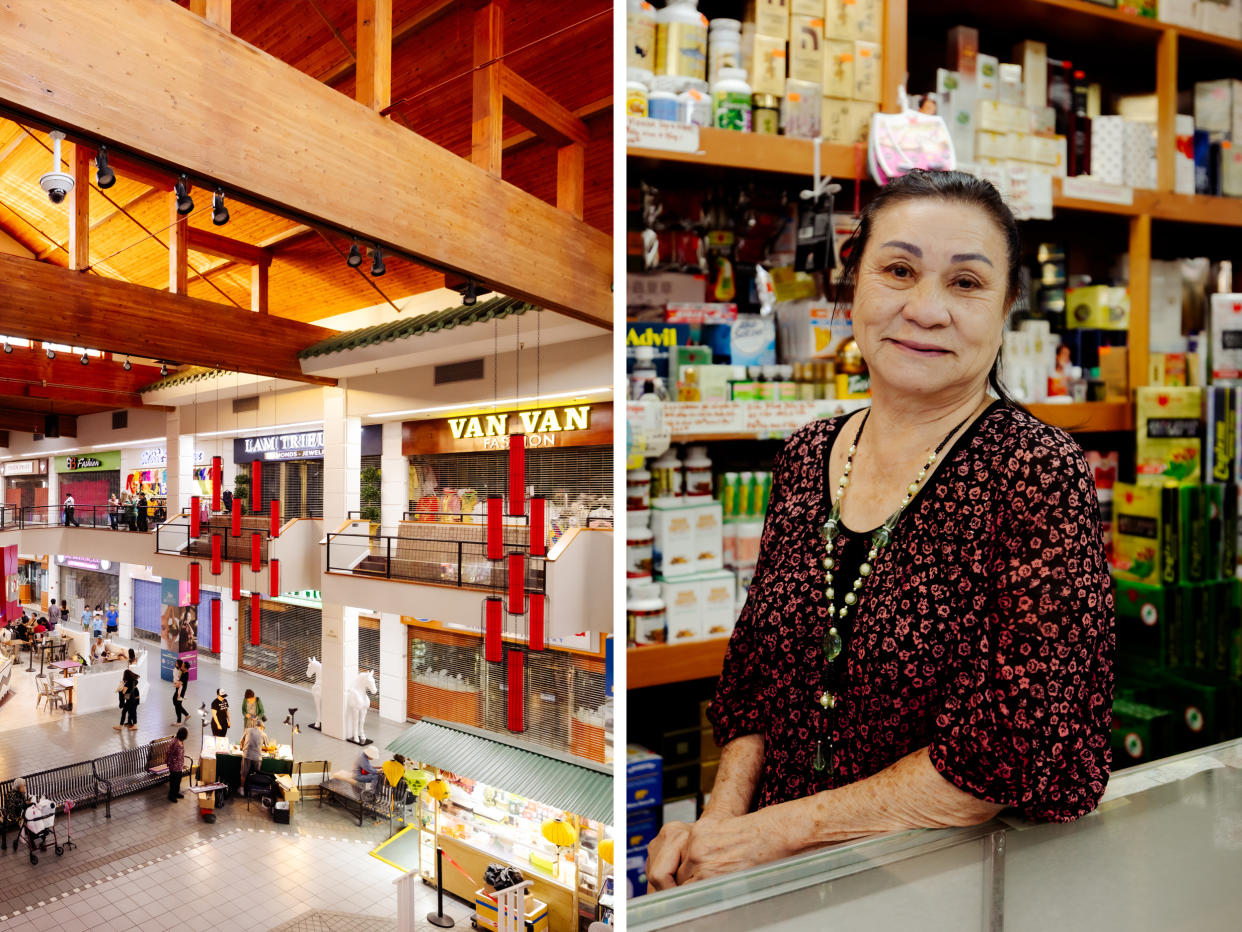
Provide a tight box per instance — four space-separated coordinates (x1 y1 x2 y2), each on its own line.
40 131 75 205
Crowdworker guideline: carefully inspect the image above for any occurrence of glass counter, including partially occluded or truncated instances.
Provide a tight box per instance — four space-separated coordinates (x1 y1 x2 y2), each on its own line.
630 738 1242 931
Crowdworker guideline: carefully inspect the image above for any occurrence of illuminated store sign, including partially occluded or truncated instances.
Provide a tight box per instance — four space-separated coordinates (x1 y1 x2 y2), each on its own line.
139 448 208 468
447 405 591 441
2 459 47 477
403 403 612 455
234 430 325 463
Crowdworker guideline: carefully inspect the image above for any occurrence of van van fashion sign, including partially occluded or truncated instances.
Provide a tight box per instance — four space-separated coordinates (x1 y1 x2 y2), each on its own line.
403 403 612 455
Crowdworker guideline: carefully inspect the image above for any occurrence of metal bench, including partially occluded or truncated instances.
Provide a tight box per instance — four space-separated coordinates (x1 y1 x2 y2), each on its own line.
92 739 193 818
321 774 401 832
23 761 104 816
0 777 17 851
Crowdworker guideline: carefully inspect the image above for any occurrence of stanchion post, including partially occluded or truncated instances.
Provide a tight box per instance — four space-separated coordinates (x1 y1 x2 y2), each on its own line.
427 847 455 928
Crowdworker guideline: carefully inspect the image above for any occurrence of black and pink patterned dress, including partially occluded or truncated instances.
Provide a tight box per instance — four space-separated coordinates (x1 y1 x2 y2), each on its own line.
708 402 1115 822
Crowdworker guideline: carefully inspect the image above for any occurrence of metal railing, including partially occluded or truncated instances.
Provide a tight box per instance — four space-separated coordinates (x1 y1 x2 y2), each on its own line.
5 503 168 532
325 525 546 592
154 516 273 562
0 504 19 529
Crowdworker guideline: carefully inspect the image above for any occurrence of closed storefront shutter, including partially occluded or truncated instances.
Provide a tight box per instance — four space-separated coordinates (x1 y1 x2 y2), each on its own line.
239 597 322 686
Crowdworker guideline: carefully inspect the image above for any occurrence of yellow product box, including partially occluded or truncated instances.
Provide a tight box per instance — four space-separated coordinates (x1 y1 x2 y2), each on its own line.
853 0 881 42
977 99 1008 133
853 40 881 102
835 371 871 399
789 16 826 84
822 38 853 99
792 0 826 16
849 100 877 144
1135 387 1203 486
749 33 787 96
975 130 1009 160
1066 285 1129 330
824 0 856 40
1111 483 1164 585
1031 134 1062 166
754 0 791 37
1150 353 1190 387
822 96 853 144
1009 132 1038 163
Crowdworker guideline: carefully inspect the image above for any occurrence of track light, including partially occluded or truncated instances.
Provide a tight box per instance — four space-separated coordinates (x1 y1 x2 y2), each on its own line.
45 347 55 360
212 188 229 226
95 146 115 189
122 357 132 371
463 278 479 306
346 239 363 269
160 363 168 377
370 245 385 277
2 340 10 355
175 175 194 215
80 352 89 366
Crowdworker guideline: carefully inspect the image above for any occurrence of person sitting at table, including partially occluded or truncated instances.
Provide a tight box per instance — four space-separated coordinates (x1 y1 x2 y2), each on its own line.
354 745 382 797
101 639 126 662
239 722 267 793
91 636 106 663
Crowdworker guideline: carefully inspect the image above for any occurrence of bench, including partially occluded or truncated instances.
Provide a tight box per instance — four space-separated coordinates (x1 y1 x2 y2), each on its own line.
321 773 403 832
23 761 104 817
92 739 193 818
1 777 16 851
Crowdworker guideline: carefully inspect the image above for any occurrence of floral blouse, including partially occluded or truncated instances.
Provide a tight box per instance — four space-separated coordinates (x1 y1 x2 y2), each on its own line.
708 403 1115 822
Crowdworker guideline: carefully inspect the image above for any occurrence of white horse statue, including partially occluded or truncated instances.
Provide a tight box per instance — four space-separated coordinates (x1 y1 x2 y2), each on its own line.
306 657 323 729
345 669 376 744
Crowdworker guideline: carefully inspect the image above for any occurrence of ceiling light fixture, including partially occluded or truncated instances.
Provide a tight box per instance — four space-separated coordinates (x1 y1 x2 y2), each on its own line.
463 278 479 306
45 347 55 360
346 239 363 269
2 339 10 355
175 175 194 215
122 356 132 371
80 352 90 366
370 245 386 277
160 363 168 377
211 188 229 226
94 145 116 189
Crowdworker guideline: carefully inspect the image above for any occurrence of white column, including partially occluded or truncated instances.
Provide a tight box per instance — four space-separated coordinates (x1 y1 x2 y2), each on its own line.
117 563 135 640
322 384 361 528
380 420 407 529
379 611 407 723
165 410 182 517
320 602 361 740
220 596 239 672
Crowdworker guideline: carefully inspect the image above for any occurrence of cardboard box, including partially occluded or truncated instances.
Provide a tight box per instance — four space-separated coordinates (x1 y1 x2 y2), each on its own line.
663 763 699 799
853 0 881 41
1194 78 1242 136
1111 698 1175 765
998 63 1024 107
853 40 881 103
975 53 998 100
792 0 825 15
1013 40 1047 110
659 727 701 767
976 130 1008 160
823 39 853 98
789 16 825 84
627 808 659 851
781 79 822 138
1135 387 1204 485
626 745 663 812
1199 0 1242 39
1159 0 1200 28
821 96 852 143
1221 141 1242 196
1114 579 1172 667
1175 114 1197 194
1090 115 1125 186
1123 120 1157 190
824 0 856 40
1210 293 1242 381
651 500 698 579
1204 389 1238 484
749 33 787 97
848 100 877 144
1066 285 1128 330
693 500 724 573
660 577 701 643
1179 485 1209 583
699 569 738 639
754 0 791 37
1112 482 1166 585
946 24 979 76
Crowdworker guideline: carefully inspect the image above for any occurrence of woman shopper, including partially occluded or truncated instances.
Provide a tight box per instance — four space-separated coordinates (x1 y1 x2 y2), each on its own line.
114 669 140 731
241 688 266 729
136 492 149 533
166 727 188 802
108 493 120 530
646 171 1115 891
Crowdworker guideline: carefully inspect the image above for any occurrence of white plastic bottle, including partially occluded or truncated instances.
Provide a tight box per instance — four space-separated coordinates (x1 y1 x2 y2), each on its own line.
684 445 714 498
708 18 742 84
677 78 712 126
630 345 659 401
712 67 753 132
627 67 652 117
656 0 708 81
649 76 681 121
627 0 657 71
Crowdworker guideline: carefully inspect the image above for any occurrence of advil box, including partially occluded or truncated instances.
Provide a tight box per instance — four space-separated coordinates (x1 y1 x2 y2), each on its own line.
626 745 663 813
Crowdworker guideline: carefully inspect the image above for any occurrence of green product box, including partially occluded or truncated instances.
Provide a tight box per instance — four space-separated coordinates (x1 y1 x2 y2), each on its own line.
1135 386 1203 486
1112 483 1168 586
1218 578 1242 679
1179 485 1208 583
1205 483 1224 581
669 345 713 401
1111 698 1174 767
1223 481 1239 579
1113 579 1169 669
1166 583 1195 670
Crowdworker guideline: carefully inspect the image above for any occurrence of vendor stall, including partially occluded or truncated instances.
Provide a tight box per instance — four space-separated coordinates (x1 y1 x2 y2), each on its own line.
389 718 613 932
198 734 293 793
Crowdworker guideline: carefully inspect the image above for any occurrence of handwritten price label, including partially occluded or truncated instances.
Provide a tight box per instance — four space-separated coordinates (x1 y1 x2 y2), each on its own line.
627 116 700 154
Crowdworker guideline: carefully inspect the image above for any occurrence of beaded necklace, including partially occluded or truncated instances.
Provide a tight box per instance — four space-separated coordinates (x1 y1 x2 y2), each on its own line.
811 406 978 774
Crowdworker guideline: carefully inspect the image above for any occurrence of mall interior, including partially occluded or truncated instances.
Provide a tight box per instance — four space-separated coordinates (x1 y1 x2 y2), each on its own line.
0 2 613 931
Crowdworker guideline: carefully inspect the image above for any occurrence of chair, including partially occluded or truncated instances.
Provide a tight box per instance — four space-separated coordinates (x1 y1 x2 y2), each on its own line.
295 760 330 807
35 679 62 712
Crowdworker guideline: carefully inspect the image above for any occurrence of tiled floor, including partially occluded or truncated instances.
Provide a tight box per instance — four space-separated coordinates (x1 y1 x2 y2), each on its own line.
0 644 459 931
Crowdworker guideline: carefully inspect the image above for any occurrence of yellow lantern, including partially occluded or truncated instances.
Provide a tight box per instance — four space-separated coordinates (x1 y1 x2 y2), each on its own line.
426 778 450 802
541 819 578 848
598 839 614 864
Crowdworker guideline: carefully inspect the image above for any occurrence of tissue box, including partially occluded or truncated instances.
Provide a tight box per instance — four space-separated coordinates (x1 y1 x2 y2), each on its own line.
1090 115 1125 186
1210 293 1242 381
1194 79 1242 136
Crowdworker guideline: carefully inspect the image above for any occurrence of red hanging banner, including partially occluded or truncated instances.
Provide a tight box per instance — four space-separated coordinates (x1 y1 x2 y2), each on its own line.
231 561 242 601
188 561 201 604
508 434 525 516
250 533 262 572
190 495 201 538
484 598 503 662
529 498 546 557
528 593 545 651
210 533 222 575
250 592 261 645
269 558 279 597
486 498 503 560
211 598 221 654
231 497 241 537
250 460 262 514
211 456 222 511
270 499 281 538
506 650 525 733
507 553 524 615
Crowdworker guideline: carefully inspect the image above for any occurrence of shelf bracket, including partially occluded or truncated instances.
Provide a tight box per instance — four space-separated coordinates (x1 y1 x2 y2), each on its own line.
800 137 842 204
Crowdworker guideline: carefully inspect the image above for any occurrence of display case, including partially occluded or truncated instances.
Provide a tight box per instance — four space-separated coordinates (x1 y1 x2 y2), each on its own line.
630 738 1242 931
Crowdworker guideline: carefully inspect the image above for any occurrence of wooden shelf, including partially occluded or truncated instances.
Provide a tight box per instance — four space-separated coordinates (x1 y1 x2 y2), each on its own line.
628 639 730 689
629 127 864 179
1027 401 1132 432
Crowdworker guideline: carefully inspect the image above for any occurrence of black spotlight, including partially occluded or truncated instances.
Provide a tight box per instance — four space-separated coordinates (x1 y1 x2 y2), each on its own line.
95 146 115 189
160 363 168 377
80 352 89 366
463 278 478 306
212 188 229 226
45 347 55 360
175 175 194 215
370 245 386 277
122 357 132 371
346 239 363 269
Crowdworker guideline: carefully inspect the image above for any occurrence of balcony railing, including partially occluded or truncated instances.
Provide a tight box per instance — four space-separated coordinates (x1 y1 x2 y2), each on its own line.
155 514 273 563
4 503 167 531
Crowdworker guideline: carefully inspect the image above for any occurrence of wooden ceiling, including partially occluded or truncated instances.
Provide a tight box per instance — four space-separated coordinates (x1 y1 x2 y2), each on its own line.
0 0 611 325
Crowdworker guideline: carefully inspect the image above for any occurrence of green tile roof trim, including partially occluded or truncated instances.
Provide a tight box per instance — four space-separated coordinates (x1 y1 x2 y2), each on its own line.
140 365 224 393
386 717 613 825
299 296 541 359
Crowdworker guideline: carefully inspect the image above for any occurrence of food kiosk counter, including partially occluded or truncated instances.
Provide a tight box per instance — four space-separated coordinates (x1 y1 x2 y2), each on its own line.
630 739 1242 932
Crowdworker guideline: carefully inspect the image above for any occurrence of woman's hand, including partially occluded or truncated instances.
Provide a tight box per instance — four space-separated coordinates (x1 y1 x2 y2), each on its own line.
645 820 692 893
672 809 801 886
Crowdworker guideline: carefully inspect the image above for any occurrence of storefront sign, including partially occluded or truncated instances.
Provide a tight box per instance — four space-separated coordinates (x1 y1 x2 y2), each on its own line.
139 448 208 468
55 451 121 473
2 459 47 477
234 430 325 463
56 555 115 572
161 577 191 608
404 402 613 455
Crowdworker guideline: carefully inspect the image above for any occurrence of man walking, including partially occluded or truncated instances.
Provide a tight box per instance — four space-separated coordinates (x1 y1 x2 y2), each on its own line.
166 727 188 802
48 599 60 630
63 493 80 527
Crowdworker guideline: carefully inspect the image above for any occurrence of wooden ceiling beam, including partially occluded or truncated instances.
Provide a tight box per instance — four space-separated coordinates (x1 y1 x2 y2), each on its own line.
0 409 77 437
0 0 610 327
0 253 338 385
190 0 231 32
0 349 163 397
169 192 188 295
69 142 91 271
499 65 590 148
107 152 174 191
322 0 456 89
502 97 610 153
356 0 392 112
472 0 504 175
187 227 272 267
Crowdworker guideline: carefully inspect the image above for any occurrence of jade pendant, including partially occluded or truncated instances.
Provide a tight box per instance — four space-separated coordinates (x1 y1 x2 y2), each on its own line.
813 740 827 772
823 627 842 662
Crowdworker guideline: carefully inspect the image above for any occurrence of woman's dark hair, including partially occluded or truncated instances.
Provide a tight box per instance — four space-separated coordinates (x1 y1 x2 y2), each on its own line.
176 727 189 741
835 169 1023 406
244 688 255 700
128 648 136 662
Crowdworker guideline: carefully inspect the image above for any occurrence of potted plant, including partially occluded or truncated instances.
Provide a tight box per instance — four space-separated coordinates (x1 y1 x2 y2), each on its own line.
359 466 382 538
233 470 251 515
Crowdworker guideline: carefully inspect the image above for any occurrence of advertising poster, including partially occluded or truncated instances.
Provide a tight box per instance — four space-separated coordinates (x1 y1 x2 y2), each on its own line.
2 544 18 623
160 577 192 682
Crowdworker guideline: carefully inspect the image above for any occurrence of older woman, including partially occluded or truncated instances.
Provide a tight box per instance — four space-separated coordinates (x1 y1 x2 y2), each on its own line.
647 171 1114 890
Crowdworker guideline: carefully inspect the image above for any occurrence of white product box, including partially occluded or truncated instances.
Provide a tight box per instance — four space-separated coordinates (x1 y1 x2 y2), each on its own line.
1031 134 1061 165
947 74 978 162
853 40 881 102
792 0 825 16
699 570 738 639
693 500 724 574
651 501 697 579
976 53 999 100
822 96 852 144
660 577 702 643
1222 141 1242 196
1210 292 1242 381
977 99 1008 133
1122 121 1157 190
748 33 787 96
1176 114 1196 195
1160 0 1199 28
1091 115 1125 186
1194 79 1242 136
1013 40 1047 111
823 39 853 99
789 15 825 84
976 130 1009 159
1199 0 1242 40
824 0 856 40
1150 260 1186 354
998 63 1024 107
754 0 791 37
1032 105 1057 134
781 79 822 139
849 100 877 144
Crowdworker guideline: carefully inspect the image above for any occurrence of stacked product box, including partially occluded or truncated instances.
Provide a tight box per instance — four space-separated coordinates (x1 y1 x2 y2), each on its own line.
626 745 663 898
